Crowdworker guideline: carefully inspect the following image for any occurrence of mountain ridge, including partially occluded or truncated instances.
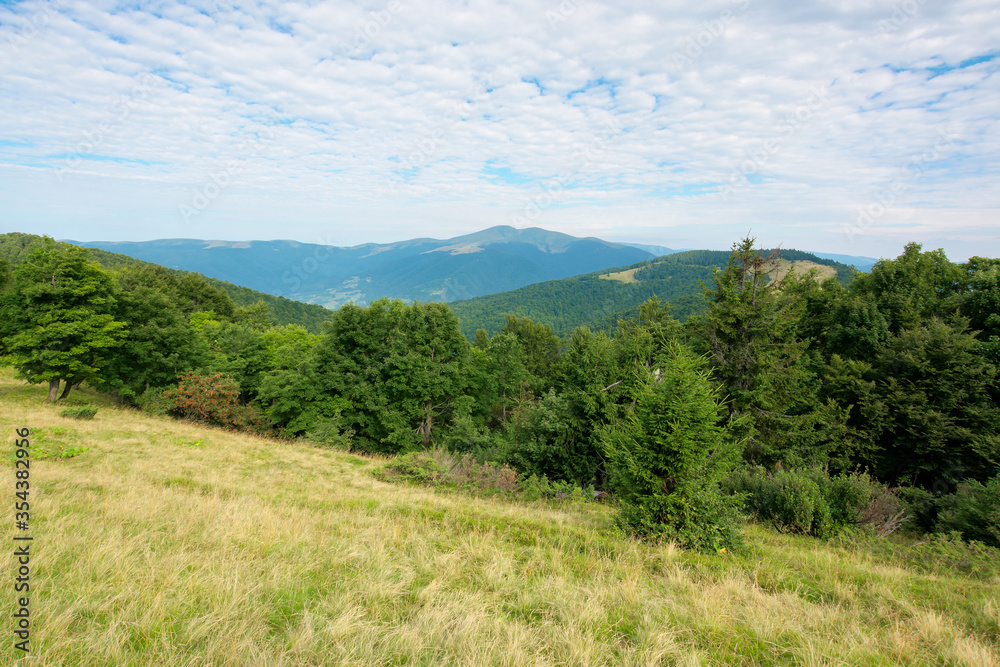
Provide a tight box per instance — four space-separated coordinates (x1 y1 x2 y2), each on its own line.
69 226 659 308
68 225 878 310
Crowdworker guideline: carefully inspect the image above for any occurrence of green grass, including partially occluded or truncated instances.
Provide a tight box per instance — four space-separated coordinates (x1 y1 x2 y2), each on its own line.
1 367 997 665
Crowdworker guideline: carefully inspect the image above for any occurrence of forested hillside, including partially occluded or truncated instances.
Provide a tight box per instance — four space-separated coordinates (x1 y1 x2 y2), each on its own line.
1 234 997 554
450 248 854 338
0 233 332 333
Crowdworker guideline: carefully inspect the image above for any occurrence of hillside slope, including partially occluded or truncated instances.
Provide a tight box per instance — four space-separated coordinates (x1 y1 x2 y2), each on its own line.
2 371 996 665
450 248 854 338
0 232 333 333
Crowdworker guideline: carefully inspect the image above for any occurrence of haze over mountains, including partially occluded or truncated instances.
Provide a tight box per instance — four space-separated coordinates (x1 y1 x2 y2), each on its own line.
73 226 877 309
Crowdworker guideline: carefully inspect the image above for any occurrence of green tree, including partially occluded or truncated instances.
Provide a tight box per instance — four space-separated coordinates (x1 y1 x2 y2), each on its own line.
696 238 842 467
257 326 345 437
97 275 205 403
480 332 532 427
0 240 126 401
504 327 619 486
198 320 273 401
600 341 744 552
234 301 275 332
500 314 563 392
314 299 470 452
848 243 963 335
865 318 1000 488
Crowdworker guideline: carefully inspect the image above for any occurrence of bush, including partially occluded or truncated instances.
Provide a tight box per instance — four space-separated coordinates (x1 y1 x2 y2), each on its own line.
601 342 744 553
726 467 906 538
615 481 744 552
59 406 97 420
516 473 595 502
376 449 521 495
164 372 266 432
305 414 354 450
936 475 1000 547
138 388 174 417
446 453 520 493
774 472 832 537
518 474 554 502
378 451 448 485
895 486 939 532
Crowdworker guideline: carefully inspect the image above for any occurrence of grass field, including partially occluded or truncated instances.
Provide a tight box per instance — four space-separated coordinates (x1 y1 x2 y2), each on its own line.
1 369 998 665
599 268 641 284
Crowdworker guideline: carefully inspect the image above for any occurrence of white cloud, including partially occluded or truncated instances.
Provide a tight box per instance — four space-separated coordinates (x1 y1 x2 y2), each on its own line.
0 0 996 260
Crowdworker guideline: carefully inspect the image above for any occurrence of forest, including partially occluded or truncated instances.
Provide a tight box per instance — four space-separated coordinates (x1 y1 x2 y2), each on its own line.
448 248 854 339
1 234 998 553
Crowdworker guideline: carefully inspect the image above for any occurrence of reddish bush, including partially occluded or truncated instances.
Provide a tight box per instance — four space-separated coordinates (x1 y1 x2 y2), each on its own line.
164 373 265 432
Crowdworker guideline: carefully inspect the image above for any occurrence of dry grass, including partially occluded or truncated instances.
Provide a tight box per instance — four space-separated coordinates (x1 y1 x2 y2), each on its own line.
599 268 641 284
765 259 839 285
1 369 997 665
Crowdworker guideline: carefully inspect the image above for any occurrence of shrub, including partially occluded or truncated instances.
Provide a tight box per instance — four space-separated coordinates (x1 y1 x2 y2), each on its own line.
776 472 831 536
164 372 266 432
935 475 1000 547
138 388 174 416
895 485 939 532
856 483 911 537
59 406 97 420
518 474 554 502
377 449 521 495
601 342 744 553
726 467 906 538
615 481 744 552
378 451 448 485
446 453 520 492
305 414 354 450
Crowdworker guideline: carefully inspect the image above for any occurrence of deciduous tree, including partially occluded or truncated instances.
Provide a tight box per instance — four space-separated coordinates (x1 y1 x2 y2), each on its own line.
0 240 126 401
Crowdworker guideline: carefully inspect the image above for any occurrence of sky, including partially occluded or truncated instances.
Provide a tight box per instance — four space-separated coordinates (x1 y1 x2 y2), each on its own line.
0 0 998 261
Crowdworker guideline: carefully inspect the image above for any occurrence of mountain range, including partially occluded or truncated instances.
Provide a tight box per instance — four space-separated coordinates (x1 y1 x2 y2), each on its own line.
72 226 662 309
71 226 879 309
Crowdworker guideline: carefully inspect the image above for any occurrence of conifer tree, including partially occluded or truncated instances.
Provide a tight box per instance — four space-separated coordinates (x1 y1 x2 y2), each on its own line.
698 237 842 467
601 341 744 551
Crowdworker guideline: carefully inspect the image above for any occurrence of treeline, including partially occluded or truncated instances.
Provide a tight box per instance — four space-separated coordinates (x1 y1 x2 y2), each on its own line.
1 236 997 551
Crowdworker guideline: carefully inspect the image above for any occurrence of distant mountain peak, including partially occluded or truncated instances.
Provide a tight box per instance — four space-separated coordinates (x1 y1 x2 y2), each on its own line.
71 226 657 308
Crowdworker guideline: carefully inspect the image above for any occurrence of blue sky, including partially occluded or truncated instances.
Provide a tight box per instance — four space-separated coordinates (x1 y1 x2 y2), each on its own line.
1 0 998 260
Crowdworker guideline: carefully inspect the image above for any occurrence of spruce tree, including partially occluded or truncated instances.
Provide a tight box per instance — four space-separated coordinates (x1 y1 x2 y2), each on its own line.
698 237 842 467
601 341 744 552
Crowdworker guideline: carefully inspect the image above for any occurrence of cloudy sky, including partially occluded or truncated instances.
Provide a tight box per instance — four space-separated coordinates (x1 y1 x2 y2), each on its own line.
1 0 997 260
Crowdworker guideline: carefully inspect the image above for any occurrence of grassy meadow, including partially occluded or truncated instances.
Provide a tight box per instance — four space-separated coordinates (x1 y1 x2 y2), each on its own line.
1 368 998 666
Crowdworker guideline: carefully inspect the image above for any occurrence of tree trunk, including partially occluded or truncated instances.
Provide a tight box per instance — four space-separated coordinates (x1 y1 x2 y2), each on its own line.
47 379 60 402
59 379 75 401
418 402 434 446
